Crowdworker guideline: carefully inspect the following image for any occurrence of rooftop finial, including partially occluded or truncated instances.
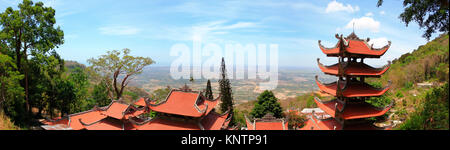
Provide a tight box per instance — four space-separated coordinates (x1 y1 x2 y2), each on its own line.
352 22 355 33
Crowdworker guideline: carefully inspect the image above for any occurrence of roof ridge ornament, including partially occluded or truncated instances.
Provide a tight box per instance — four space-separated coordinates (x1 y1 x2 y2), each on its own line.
180 83 192 92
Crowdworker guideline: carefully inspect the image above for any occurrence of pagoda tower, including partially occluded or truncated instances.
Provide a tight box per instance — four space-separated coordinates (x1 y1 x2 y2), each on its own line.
303 32 393 130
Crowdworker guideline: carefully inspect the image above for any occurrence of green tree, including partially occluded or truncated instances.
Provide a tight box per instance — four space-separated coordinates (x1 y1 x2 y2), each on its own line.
205 79 213 100
92 80 110 107
30 51 65 118
286 111 307 130
219 58 234 118
0 0 64 113
398 83 449 129
56 79 75 117
88 48 154 99
152 87 171 102
68 67 89 113
0 53 25 123
250 90 284 119
377 0 449 40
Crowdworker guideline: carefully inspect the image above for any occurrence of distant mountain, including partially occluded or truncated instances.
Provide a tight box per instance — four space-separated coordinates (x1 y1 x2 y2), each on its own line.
131 66 335 103
64 60 87 72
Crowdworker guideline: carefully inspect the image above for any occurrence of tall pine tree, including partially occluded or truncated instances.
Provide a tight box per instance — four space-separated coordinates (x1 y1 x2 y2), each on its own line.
205 79 213 100
219 57 234 122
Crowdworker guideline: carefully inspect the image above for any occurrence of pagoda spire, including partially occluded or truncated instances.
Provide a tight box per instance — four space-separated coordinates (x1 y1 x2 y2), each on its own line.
305 32 393 130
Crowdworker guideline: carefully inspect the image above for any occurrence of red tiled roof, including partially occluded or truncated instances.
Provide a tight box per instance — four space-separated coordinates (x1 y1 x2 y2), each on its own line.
300 114 391 130
317 59 390 77
41 96 225 130
245 117 254 130
255 122 287 130
68 110 107 130
149 90 219 117
135 118 201 130
300 116 341 130
102 101 130 120
318 33 391 58
201 111 230 130
134 98 147 107
125 108 146 119
345 40 390 57
316 76 391 97
245 115 288 130
314 98 393 120
83 117 124 130
41 117 69 126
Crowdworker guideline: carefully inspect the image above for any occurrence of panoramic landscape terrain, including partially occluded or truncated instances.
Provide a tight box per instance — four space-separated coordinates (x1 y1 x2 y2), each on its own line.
0 0 448 132
130 66 335 104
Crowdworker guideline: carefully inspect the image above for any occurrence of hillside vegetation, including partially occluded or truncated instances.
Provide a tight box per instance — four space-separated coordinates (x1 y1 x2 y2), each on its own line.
0 110 18 130
373 34 449 130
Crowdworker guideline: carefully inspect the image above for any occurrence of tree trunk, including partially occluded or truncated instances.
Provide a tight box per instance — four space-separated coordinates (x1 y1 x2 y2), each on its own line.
117 75 130 100
23 52 31 115
113 70 120 100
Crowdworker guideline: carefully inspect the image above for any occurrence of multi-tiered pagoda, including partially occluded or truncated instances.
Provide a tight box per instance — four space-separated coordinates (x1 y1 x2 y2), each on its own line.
302 32 393 130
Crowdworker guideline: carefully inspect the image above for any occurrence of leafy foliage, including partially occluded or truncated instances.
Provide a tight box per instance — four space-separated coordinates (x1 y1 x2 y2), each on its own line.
0 0 65 114
205 80 213 100
286 111 307 130
88 48 154 99
219 57 234 123
367 34 449 130
91 80 111 107
377 0 449 40
0 53 25 124
151 87 170 102
250 90 284 118
67 67 90 113
374 34 449 89
398 83 449 130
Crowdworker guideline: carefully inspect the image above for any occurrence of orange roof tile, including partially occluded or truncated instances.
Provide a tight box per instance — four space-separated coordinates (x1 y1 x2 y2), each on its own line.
344 40 389 57
254 122 287 130
149 90 220 117
317 59 390 77
102 101 130 120
316 76 391 98
135 118 201 130
245 115 288 130
314 97 393 120
83 117 124 130
68 110 107 130
318 33 391 58
201 111 230 130
300 114 391 130
134 98 147 107
125 108 146 119
245 116 254 130
41 117 69 126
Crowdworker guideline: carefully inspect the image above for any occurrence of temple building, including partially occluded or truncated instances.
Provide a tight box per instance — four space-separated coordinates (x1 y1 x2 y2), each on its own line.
41 86 232 130
301 32 393 130
245 114 288 130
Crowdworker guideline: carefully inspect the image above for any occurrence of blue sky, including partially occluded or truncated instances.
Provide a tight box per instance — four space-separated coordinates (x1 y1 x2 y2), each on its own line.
0 0 439 67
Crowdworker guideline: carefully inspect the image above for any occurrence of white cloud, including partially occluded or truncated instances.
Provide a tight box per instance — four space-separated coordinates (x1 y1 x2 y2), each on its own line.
325 0 359 13
380 11 386 15
365 12 374 17
368 37 389 48
190 21 258 41
222 22 257 30
345 17 380 32
98 26 141 35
